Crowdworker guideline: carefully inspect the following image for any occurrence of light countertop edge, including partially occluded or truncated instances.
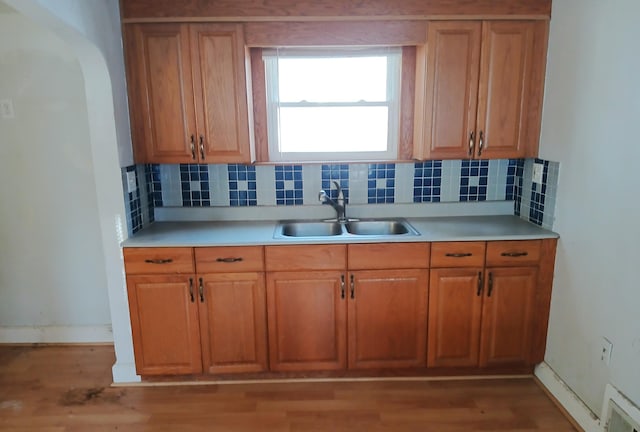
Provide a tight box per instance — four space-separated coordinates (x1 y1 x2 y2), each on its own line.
122 215 559 248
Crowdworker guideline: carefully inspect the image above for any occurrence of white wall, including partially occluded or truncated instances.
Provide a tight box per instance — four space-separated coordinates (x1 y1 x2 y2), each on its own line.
0 11 111 338
29 0 133 167
539 0 640 414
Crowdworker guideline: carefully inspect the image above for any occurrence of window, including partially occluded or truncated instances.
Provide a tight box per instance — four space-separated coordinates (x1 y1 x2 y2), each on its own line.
263 48 402 162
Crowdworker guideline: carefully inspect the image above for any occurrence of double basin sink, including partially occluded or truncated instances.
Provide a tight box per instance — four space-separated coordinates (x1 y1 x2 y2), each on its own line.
274 219 420 239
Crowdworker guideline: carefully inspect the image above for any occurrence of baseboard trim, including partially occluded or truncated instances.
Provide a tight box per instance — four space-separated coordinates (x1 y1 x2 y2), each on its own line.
0 325 113 344
534 362 602 432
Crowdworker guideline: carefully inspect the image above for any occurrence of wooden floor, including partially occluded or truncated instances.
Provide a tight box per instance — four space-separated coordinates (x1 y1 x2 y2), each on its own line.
0 345 576 431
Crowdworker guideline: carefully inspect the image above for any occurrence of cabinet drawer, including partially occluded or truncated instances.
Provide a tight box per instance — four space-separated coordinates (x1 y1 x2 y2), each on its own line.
123 247 194 274
486 240 541 266
348 243 430 270
431 242 486 268
195 246 264 273
265 245 346 271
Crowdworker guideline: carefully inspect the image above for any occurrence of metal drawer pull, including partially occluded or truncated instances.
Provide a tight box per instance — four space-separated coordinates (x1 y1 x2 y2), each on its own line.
445 253 472 258
189 278 195 303
487 272 494 297
198 278 204 303
350 274 355 299
216 257 243 263
477 272 483 296
340 275 345 299
501 251 528 257
478 130 484 156
144 258 173 264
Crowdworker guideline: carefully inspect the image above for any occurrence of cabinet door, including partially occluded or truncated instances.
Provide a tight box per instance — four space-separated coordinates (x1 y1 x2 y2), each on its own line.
190 24 252 163
198 273 268 374
476 21 535 159
479 267 537 367
415 21 481 159
126 275 202 375
266 271 347 371
125 24 197 163
348 270 428 369
427 268 483 367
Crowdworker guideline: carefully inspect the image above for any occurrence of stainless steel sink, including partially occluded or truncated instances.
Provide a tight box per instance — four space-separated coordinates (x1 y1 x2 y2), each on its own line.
274 219 419 238
345 220 418 236
278 221 343 237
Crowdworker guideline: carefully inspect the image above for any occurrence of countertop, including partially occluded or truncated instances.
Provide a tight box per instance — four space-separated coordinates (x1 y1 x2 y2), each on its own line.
122 215 559 247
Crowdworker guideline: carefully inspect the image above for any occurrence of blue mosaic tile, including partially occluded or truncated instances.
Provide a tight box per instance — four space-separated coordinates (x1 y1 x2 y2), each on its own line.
528 160 549 226
413 161 442 203
125 165 143 234
180 164 211 207
321 164 349 202
367 163 395 204
458 160 488 201
144 164 155 223
228 164 257 207
275 165 303 206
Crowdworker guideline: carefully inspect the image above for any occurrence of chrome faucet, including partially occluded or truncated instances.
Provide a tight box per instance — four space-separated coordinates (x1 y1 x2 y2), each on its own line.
319 180 347 222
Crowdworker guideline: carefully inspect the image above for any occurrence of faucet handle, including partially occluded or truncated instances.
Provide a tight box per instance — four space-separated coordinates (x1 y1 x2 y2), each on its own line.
332 181 344 199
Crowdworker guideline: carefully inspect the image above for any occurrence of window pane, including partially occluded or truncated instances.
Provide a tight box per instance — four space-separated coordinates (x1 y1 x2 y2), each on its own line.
279 106 389 153
278 57 388 103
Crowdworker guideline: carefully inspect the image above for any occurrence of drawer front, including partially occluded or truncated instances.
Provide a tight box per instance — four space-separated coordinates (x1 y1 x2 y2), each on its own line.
123 247 194 274
486 240 541 266
348 243 430 270
265 245 346 271
430 242 486 268
195 246 264 273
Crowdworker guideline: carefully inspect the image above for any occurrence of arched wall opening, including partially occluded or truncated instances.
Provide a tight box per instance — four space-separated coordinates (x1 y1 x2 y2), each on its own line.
0 0 139 382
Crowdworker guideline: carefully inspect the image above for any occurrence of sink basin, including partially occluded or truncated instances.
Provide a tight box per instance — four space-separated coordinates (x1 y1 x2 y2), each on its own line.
345 220 417 236
278 221 343 237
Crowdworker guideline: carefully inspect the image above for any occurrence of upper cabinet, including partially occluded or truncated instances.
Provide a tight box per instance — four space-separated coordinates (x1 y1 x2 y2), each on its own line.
414 20 548 160
125 23 253 164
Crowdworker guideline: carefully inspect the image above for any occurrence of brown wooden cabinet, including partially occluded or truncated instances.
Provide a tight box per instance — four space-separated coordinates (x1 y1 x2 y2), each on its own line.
348 269 428 369
123 247 202 375
125 23 253 164
414 20 548 160
265 243 430 372
124 246 267 376
428 240 550 369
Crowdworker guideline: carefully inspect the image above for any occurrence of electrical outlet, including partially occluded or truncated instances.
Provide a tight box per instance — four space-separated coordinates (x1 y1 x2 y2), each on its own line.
126 171 137 193
532 162 544 184
0 99 15 119
601 337 613 365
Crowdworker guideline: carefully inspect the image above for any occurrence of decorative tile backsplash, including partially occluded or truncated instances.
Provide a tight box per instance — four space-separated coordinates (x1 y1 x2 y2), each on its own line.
122 158 560 235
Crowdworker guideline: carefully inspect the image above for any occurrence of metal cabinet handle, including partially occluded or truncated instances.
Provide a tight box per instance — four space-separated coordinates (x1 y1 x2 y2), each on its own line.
189 278 195 303
477 272 483 296
340 275 345 299
216 257 243 263
445 253 472 258
350 274 355 299
144 259 173 264
487 272 494 297
477 130 484 156
199 135 205 160
190 135 196 160
468 131 475 157
198 278 204 303
501 251 528 257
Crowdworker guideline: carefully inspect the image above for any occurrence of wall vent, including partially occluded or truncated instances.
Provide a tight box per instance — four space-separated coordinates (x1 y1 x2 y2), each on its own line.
604 385 640 432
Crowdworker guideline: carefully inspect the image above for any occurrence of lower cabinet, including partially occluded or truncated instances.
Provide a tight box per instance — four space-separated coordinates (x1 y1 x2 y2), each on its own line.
124 239 556 377
126 274 203 375
124 246 268 376
266 271 347 371
428 240 546 369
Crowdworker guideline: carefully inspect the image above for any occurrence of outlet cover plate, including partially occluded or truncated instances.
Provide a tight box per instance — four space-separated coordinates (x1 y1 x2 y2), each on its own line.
126 171 137 193
601 337 613 365
532 163 544 185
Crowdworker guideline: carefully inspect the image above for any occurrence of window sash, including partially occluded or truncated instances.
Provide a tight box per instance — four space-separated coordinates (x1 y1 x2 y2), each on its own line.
264 48 401 162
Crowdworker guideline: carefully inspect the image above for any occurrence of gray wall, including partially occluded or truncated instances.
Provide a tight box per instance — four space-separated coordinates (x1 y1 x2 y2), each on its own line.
539 0 640 413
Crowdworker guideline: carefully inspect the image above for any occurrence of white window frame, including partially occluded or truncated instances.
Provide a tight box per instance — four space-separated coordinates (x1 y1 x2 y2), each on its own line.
263 47 402 162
